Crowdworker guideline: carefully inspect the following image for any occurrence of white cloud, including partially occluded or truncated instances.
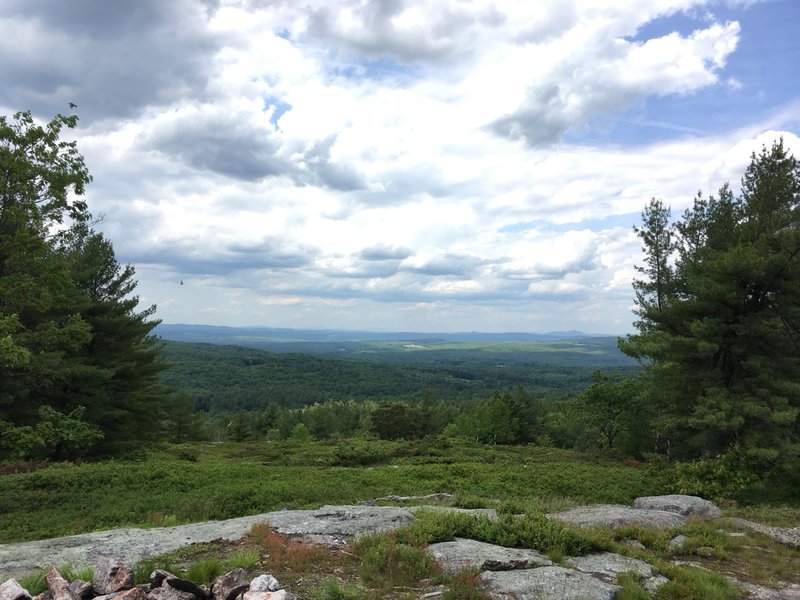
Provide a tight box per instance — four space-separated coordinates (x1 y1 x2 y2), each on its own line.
0 0 794 333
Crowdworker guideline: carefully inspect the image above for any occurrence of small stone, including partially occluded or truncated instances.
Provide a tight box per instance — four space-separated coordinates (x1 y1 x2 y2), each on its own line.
248 576 280 593
113 591 147 600
166 578 209 600
211 570 249 600
149 571 177 590
68 581 93 600
623 539 646 551
0 579 32 600
146 587 196 600
241 593 293 600
668 535 689 553
694 546 714 557
46 569 79 600
93 558 135 595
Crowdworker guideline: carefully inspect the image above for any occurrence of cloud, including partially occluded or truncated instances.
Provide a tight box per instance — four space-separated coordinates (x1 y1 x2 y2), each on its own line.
0 0 221 122
303 0 505 64
490 21 741 146
137 103 293 181
358 245 414 261
1 0 793 333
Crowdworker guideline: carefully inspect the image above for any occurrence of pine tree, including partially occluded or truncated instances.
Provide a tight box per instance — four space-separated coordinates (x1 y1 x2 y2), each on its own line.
621 140 800 474
0 111 168 455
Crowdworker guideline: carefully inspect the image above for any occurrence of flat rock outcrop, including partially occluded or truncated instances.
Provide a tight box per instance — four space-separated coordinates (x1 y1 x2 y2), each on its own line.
0 506 416 580
428 538 551 573
480 566 620 600
723 518 800 549
550 504 687 530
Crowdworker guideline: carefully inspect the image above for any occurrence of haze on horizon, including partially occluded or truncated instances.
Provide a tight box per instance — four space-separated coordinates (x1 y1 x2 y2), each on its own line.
2 0 798 334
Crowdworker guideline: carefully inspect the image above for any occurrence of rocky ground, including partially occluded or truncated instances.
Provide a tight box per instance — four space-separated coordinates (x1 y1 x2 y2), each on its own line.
2 495 800 599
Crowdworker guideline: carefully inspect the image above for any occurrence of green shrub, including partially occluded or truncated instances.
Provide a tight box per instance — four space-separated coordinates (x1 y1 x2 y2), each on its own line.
134 558 177 585
441 569 489 600
330 443 389 467
655 567 741 600
184 557 224 585
402 510 613 556
676 450 758 501
224 548 261 570
355 533 439 590
617 572 650 600
18 570 47 596
318 579 362 600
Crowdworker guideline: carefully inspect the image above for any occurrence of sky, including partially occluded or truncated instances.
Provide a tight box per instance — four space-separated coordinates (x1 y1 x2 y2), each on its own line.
1 0 799 334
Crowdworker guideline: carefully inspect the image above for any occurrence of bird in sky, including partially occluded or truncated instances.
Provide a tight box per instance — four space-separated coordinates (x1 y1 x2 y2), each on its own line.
69 102 78 109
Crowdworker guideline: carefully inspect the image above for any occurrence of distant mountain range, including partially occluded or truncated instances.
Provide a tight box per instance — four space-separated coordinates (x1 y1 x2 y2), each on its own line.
154 323 611 344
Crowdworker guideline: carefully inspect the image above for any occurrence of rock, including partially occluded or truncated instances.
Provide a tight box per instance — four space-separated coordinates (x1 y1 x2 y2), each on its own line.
211 570 249 600
634 495 722 520
1 505 501 580
480 566 620 600
669 535 689 553
382 493 454 504
739 581 800 600
150 571 178 590
93 557 134 595
67 581 92 600
694 546 714 557
263 505 417 538
566 552 653 580
622 539 646 551
644 576 670 593
97 591 146 600
45 569 79 600
241 593 293 600
550 504 687 530
248 576 280 593
724 518 800 549
147 587 195 600
0 579 31 600
428 538 551 574
566 552 667 593
165 578 209 600
408 506 499 521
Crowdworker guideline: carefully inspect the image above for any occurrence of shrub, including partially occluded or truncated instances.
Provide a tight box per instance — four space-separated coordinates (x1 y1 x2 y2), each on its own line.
330 443 389 466
441 569 489 600
655 566 740 600
675 450 758 501
184 557 223 585
318 579 361 600
355 533 439 590
224 548 261 570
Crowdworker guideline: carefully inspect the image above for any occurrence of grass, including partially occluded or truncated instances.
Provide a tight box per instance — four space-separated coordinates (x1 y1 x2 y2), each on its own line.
17 565 95 596
0 440 674 544
4 439 800 599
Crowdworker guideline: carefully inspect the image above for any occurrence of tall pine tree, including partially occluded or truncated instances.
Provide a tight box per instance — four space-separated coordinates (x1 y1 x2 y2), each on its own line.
620 140 800 475
0 111 166 455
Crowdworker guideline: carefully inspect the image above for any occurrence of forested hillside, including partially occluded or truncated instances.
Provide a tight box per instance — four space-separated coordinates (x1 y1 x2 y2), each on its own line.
159 337 638 411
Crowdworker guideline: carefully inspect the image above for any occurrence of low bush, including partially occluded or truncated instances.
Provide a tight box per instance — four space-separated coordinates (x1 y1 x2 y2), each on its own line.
330 443 389 466
355 533 439 591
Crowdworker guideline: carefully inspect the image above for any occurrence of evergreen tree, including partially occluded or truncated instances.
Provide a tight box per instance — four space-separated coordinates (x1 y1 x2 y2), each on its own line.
0 111 167 454
621 140 800 474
